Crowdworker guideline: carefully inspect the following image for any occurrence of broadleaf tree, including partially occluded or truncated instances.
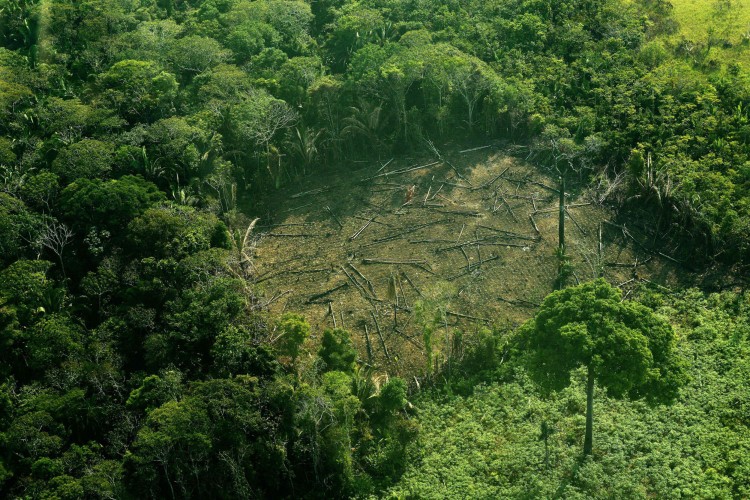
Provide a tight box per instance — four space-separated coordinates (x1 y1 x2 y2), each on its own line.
521 279 687 455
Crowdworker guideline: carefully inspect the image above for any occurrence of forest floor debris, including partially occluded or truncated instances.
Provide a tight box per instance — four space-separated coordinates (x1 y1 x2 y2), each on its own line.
252 147 684 375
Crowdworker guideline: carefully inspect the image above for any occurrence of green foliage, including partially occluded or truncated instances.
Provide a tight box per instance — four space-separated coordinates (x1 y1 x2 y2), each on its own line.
0 259 56 325
379 377 407 413
124 376 284 499
0 193 44 265
147 276 245 373
127 205 228 260
126 371 183 413
522 279 686 402
26 314 83 374
387 288 750 498
60 175 164 234
51 138 116 182
276 312 310 363
211 325 278 377
318 328 357 373
97 60 178 123
1 0 750 497
144 116 216 181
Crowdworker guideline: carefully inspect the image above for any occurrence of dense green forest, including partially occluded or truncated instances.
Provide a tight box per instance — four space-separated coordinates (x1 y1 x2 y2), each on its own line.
1 0 749 497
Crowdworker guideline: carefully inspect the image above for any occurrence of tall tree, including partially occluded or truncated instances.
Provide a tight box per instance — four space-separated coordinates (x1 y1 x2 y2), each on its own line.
521 279 686 455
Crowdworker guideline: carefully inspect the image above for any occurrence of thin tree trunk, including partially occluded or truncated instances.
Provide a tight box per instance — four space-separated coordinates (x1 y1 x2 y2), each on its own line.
584 363 594 456
556 174 567 290
558 174 565 253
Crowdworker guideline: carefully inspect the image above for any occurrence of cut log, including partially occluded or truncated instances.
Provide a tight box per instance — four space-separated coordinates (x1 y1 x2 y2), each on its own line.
290 187 328 199
401 271 424 298
529 215 540 237
348 263 376 296
341 265 374 300
262 290 292 308
306 282 349 303
325 206 343 228
371 310 391 361
363 161 439 181
362 258 428 265
478 225 538 241
565 207 587 236
459 145 493 153
472 167 510 191
365 220 446 246
435 209 482 217
445 310 490 323
446 254 500 280
349 216 377 241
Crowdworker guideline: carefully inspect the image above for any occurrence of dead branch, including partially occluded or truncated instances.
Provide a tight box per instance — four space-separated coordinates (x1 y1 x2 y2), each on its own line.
498 296 540 308
437 235 530 252
528 216 541 237
425 139 469 184
349 216 377 241
472 167 509 191
291 187 328 198
442 181 472 189
289 268 329 275
325 206 343 227
478 242 528 249
529 180 558 193
341 265 375 300
534 202 592 214
363 161 440 181
445 310 490 323
408 239 454 244
371 310 391 361
353 215 393 227
393 328 424 350
375 158 394 174
446 254 499 280
459 246 471 271
362 258 428 265
459 145 493 153
257 222 311 228
283 203 313 213
435 193 458 205
504 197 520 222
401 271 424 298
435 209 482 217
348 263 376 296
396 274 409 308
262 290 292 308
565 207 587 236
617 278 637 288
604 257 653 268
365 220 446 246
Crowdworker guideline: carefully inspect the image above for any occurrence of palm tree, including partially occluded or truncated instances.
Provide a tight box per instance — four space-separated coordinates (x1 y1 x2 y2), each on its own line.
342 102 390 157
288 126 325 175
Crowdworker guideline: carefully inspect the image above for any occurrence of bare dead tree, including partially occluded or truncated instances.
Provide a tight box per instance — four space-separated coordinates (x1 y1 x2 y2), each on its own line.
41 220 73 278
